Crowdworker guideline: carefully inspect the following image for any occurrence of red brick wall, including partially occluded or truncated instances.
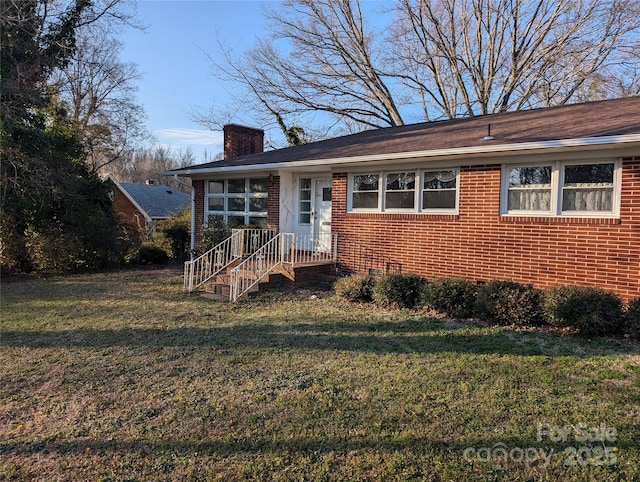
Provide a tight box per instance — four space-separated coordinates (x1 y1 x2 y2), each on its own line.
267 175 280 230
223 125 264 159
112 188 147 233
333 158 640 302
267 264 336 289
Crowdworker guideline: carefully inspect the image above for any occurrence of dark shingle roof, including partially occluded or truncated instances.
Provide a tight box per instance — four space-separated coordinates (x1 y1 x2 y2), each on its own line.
179 97 640 171
120 183 190 219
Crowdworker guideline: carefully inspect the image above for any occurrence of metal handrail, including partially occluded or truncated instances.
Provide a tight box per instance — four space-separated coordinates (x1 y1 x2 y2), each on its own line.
230 232 338 301
183 230 242 292
230 233 285 301
183 228 277 292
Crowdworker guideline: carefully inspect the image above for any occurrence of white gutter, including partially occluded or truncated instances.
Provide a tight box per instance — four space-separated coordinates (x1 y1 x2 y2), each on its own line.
189 183 195 256
168 134 640 176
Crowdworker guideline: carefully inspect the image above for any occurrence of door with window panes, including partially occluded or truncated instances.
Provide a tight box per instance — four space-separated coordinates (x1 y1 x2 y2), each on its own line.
298 178 332 251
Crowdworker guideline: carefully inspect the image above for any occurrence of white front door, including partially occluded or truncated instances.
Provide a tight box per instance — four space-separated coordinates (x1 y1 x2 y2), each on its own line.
295 177 332 251
313 179 332 238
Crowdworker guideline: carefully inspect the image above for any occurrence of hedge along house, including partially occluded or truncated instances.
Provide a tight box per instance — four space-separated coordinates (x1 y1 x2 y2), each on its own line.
171 98 640 302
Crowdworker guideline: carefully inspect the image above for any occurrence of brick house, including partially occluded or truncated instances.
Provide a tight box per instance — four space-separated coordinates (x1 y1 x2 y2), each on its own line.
108 175 190 237
172 98 640 301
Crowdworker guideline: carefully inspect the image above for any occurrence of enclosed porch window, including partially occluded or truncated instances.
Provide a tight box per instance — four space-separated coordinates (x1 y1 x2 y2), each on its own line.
206 178 268 228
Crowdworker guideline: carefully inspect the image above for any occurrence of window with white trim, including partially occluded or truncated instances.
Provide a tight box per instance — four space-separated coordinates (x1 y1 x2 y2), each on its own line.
298 178 312 224
501 160 619 216
506 165 553 213
561 163 614 213
348 169 459 213
352 174 380 209
386 172 416 209
423 170 458 210
206 178 268 228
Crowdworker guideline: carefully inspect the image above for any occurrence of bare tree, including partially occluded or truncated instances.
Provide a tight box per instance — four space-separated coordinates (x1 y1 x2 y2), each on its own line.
206 0 640 134
204 0 403 137
52 33 149 172
392 0 640 118
109 146 195 192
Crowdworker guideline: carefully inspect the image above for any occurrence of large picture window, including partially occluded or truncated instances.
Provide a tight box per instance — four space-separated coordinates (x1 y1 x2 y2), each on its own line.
501 161 619 216
206 178 268 228
348 169 459 213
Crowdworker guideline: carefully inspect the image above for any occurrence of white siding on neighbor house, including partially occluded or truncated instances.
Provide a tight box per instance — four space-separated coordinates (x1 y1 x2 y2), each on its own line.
278 171 295 233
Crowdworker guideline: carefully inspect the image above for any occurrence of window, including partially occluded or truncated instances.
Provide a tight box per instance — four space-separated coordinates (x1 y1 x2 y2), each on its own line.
250 178 268 193
209 180 224 194
228 179 245 193
208 197 224 211
506 166 552 212
299 178 312 224
501 161 619 216
423 170 458 210
562 163 614 213
228 197 245 212
352 174 380 209
348 169 459 213
385 172 415 209
206 178 268 227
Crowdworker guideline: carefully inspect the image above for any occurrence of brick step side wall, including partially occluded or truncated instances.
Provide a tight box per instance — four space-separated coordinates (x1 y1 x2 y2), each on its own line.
204 263 336 300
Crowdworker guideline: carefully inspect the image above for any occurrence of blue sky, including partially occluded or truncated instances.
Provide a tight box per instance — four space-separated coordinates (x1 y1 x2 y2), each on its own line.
120 1 271 162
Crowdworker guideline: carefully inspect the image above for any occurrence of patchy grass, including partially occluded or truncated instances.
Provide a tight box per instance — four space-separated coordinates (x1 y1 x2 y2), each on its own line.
1 268 639 481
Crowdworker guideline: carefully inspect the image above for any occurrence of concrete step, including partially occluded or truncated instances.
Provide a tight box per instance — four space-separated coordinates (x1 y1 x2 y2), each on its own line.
207 282 230 297
199 291 228 301
224 258 244 273
204 274 268 298
224 269 269 281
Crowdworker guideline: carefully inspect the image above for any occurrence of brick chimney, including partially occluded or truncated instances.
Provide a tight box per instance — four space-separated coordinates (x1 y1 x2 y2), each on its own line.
223 124 264 160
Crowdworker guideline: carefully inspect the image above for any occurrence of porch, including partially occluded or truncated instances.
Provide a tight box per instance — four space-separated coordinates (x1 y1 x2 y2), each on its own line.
184 229 338 301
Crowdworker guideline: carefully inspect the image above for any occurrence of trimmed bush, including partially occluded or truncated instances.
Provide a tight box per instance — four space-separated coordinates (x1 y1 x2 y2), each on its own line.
161 209 191 263
129 245 169 266
543 285 624 337
475 280 545 326
373 273 426 309
421 277 478 319
334 273 375 302
196 218 232 255
624 298 640 339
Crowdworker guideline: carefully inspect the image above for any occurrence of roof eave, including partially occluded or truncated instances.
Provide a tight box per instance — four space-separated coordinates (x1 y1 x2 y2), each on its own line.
106 174 153 225
167 134 640 177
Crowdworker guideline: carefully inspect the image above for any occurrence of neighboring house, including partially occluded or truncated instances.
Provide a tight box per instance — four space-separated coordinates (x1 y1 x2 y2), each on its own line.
108 175 191 236
171 98 640 301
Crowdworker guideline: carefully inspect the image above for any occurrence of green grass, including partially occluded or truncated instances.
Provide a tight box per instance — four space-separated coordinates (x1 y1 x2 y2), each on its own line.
1 268 639 481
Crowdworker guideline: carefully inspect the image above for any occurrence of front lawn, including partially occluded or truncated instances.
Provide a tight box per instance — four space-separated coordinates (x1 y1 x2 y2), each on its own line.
1 269 638 481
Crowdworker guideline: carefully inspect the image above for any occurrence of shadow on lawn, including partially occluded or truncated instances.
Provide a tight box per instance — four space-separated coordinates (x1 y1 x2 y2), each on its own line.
1 318 632 356
1 432 637 462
